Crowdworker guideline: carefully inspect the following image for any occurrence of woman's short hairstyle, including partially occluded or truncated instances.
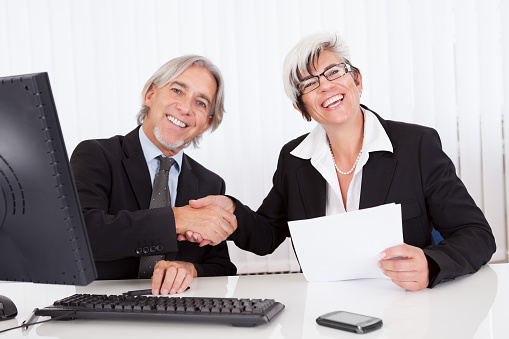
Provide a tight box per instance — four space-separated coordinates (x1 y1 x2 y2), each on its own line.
282 32 361 121
137 55 225 147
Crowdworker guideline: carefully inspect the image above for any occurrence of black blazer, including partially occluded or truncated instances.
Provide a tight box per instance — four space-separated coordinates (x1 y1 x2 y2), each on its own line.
70 127 236 279
230 106 495 287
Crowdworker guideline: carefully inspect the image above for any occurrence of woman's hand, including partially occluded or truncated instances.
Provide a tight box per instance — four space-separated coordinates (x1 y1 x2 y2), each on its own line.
379 244 429 291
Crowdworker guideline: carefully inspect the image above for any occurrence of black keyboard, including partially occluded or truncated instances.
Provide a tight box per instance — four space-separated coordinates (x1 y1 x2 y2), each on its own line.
35 293 285 327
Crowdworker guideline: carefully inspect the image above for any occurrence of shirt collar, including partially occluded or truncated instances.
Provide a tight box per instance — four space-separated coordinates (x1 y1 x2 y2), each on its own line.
139 126 183 173
291 108 393 162
363 108 393 154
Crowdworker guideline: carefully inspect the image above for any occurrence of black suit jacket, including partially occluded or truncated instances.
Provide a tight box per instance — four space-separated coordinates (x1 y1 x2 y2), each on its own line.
70 127 236 279
230 106 495 287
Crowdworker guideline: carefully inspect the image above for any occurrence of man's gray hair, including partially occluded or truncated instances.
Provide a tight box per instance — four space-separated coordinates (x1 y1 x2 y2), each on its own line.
137 55 225 147
282 32 358 121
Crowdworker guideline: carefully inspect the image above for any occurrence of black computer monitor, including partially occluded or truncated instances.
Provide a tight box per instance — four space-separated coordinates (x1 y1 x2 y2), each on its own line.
0 72 97 286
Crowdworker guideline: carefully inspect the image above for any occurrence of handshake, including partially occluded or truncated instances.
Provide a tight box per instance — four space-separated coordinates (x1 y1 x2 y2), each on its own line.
174 195 237 246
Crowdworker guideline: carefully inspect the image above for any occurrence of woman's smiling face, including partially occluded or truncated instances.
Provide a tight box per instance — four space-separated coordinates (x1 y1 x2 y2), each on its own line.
298 50 363 129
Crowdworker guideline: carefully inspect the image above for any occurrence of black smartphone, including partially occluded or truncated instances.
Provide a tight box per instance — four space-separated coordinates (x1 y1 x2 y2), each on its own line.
316 311 383 334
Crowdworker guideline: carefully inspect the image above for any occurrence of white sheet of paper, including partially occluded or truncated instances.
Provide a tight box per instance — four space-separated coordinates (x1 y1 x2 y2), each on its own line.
288 203 403 282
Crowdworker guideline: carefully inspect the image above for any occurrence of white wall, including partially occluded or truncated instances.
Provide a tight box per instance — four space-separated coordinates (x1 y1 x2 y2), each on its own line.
1 0 507 272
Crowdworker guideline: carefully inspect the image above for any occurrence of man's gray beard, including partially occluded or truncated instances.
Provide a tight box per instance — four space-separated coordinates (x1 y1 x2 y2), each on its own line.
154 126 190 150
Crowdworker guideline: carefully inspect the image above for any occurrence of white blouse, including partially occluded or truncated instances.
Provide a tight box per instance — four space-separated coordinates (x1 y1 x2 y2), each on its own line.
290 108 393 215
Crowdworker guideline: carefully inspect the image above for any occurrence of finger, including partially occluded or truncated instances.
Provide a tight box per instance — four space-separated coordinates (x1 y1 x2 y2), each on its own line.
160 265 178 295
207 228 227 245
390 278 426 291
189 195 218 209
168 268 187 294
182 231 204 243
178 232 202 243
214 196 236 213
151 261 167 295
206 209 236 241
390 278 428 291
176 274 193 294
191 232 204 242
381 244 416 260
379 257 414 271
220 210 238 233
186 231 195 242
382 268 419 282
190 196 236 213
202 215 230 245
205 224 233 246
199 239 211 247
381 262 429 291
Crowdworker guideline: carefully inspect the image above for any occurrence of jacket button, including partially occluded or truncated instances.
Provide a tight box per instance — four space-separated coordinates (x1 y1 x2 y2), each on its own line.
156 245 164 252
150 246 157 253
136 248 143 255
142 247 150 254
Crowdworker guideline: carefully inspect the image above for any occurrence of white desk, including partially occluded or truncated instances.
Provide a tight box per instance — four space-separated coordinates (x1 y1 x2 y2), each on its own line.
1 264 508 338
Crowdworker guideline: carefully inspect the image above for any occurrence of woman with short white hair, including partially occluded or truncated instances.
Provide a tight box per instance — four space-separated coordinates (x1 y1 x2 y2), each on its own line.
193 33 496 291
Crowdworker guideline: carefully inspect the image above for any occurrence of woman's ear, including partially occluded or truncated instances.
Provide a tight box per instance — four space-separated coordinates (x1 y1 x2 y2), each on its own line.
355 71 363 92
294 101 312 122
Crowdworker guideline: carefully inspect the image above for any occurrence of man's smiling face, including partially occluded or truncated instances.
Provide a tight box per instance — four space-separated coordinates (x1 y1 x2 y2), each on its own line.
142 65 216 156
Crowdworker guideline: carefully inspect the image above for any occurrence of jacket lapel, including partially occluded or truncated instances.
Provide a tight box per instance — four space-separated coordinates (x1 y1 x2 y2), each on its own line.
359 152 397 209
174 154 198 207
296 162 326 219
359 107 397 209
122 127 153 209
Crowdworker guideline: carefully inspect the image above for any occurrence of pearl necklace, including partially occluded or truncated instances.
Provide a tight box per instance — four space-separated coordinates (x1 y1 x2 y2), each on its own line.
329 144 363 175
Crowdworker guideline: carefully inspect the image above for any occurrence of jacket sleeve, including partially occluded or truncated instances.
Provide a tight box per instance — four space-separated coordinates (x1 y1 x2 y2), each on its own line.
230 146 292 255
418 128 496 287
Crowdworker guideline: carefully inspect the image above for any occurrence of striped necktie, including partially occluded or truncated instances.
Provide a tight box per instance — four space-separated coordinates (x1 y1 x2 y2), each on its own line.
138 156 175 279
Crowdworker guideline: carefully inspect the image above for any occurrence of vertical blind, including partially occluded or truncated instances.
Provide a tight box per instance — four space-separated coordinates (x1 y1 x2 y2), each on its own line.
1 0 507 273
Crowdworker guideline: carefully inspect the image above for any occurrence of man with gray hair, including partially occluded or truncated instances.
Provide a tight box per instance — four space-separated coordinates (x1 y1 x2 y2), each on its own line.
70 55 237 295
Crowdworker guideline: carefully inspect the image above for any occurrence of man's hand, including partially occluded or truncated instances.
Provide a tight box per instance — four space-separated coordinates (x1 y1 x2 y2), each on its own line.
176 196 237 246
190 195 236 213
173 202 236 246
378 244 429 291
151 260 197 295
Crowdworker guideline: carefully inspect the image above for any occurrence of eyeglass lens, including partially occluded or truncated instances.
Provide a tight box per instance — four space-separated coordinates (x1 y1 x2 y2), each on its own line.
299 63 348 94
